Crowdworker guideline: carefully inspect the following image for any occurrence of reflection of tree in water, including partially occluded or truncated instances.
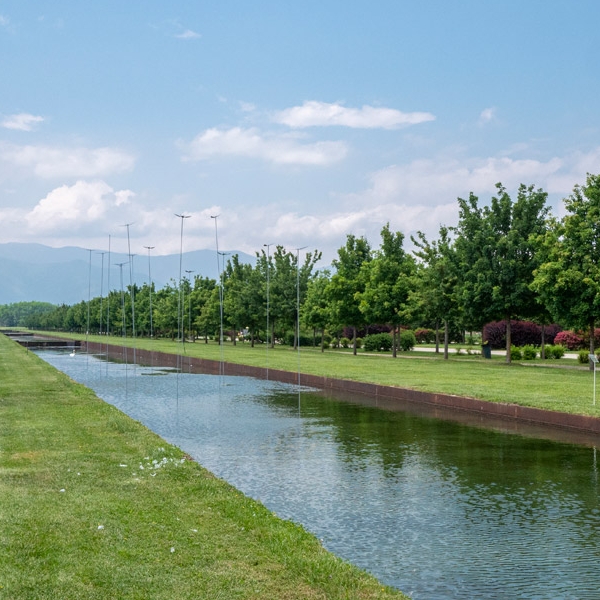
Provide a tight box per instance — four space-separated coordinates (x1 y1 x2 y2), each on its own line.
263 386 600 522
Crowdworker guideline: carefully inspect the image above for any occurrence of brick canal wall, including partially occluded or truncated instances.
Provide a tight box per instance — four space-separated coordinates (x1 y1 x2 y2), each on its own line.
83 341 600 437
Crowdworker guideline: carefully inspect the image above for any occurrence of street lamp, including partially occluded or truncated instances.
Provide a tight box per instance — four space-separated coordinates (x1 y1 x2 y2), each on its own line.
123 223 136 364
175 213 191 356
185 269 194 343
143 246 155 338
295 246 307 390
263 243 274 379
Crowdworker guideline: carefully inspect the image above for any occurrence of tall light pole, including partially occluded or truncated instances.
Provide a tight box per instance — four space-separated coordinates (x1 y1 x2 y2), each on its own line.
263 243 274 379
115 261 129 340
97 251 106 337
185 269 194 343
85 248 94 362
106 235 111 374
143 245 155 339
211 215 225 376
175 213 191 357
123 223 136 364
295 246 307 390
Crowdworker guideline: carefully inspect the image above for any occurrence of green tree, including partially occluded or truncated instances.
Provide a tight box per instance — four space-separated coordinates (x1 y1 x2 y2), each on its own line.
531 173 600 366
360 224 415 357
327 235 372 355
454 183 549 362
411 226 460 359
302 270 332 351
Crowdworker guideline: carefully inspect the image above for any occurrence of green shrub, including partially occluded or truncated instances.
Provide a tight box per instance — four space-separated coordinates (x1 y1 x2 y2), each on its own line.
578 349 590 364
340 337 350 349
355 337 362 349
522 345 537 360
399 329 417 351
548 344 565 359
510 346 522 361
363 333 392 352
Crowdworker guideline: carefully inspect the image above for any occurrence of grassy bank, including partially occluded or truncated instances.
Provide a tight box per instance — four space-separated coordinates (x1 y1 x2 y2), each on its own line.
41 331 600 418
0 334 405 599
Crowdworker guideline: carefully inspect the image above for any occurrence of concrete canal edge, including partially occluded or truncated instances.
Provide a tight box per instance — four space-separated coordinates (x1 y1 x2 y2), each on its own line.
81 341 600 437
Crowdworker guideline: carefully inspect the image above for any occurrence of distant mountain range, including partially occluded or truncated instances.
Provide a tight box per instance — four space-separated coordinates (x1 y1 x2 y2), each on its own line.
0 243 255 306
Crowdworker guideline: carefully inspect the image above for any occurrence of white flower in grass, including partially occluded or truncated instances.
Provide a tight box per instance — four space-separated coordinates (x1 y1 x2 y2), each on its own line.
98 525 104 530
170 547 175 553
119 464 127 467
59 488 65 493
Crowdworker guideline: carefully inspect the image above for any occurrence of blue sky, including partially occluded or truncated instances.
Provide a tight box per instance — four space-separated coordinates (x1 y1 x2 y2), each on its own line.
1 0 600 265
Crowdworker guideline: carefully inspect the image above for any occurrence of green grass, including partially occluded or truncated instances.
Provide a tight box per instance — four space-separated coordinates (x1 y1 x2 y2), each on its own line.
39 330 600 418
0 334 405 599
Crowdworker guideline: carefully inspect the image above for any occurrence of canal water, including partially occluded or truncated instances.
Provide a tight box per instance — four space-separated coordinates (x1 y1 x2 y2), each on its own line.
37 349 600 600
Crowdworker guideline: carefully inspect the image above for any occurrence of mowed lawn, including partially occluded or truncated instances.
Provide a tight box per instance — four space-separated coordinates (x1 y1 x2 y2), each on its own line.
52 331 600 418
0 334 405 599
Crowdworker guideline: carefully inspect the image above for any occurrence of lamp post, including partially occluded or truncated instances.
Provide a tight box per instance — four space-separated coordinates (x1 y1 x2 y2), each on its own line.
295 246 307 390
175 213 191 355
123 223 136 364
263 243 274 379
143 245 155 338
211 215 225 377
185 269 194 343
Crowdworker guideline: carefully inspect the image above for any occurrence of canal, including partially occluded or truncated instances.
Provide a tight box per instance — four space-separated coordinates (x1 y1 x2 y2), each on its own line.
36 349 600 600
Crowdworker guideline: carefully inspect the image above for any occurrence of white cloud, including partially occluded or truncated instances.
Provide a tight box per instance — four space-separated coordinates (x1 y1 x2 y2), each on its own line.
1 143 136 178
1 113 44 131
478 107 496 126
0 15 9 27
273 101 435 129
25 181 135 233
176 29 200 39
181 127 347 166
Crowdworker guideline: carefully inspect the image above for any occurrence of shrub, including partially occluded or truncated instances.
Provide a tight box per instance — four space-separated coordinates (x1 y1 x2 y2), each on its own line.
578 349 590 364
363 333 392 352
548 344 566 359
414 328 435 344
553 330 585 350
521 345 537 360
483 320 562 349
510 346 522 361
399 330 417 351
355 337 362 349
340 337 350 349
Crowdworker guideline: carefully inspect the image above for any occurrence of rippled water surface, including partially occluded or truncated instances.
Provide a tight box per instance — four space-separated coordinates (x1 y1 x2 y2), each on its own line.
38 350 600 600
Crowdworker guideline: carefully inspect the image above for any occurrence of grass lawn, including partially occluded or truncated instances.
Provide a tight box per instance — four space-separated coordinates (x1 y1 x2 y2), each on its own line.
41 331 600 418
0 333 405 599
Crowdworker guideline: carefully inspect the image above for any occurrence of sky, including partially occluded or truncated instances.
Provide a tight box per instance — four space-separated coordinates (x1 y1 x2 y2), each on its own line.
1 0 600 267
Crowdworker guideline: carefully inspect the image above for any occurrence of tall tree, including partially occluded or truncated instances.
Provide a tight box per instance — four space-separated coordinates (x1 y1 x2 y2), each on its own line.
454 183 549 362
302 270 332 351
411 226 460 359
326 235 372 355
360 224 415 357
531 173 600 366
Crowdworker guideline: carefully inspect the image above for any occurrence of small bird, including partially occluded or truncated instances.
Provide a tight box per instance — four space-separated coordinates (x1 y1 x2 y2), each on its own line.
69 349 76 357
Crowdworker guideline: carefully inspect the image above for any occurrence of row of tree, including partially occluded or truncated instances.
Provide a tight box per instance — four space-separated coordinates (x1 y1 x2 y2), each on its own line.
14 173 600 365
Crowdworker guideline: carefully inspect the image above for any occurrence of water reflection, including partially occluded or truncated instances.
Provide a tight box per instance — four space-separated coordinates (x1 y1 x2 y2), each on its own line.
38 350 600 600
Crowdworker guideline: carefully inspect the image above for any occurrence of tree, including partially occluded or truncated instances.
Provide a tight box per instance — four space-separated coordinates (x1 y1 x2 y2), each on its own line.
531 173 600 367
360 224 415 357
411 226 460 359
327 235 372 355
302 270 332 351
454 183 549 362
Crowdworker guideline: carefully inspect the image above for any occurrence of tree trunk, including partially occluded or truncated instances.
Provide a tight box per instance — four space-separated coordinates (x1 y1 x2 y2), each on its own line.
392 326 397 358
540 324 546 360
321 327 325 353
435 319 440 354
352 326 357 356
444 319 449 360
505 319 512 364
